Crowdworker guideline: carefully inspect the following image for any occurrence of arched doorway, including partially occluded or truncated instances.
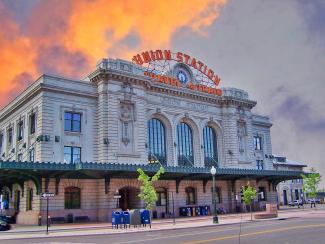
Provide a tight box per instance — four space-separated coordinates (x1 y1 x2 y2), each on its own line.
118 187 141 211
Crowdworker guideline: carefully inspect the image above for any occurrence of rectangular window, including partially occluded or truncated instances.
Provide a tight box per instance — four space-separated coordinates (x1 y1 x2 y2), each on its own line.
8 127 13 145
64 112 81 132
64 146 81 164
156 190 167 206
256 160 264 170
17 121 24 141
253 136 262 150
29 113 36 134
29 148 35 162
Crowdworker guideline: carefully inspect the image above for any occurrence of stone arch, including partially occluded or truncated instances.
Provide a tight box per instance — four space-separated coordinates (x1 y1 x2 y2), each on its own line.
174 115 201 167
147 111 174 166
118 186 142 210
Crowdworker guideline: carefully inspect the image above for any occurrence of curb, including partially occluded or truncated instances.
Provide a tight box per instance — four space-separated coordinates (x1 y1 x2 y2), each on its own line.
0 217 292 240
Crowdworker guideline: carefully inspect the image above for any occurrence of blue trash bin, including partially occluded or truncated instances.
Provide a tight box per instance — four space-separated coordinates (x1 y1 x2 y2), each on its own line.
140 209 151 227
122 211 130 228
112 211 122 228
180 207 187 216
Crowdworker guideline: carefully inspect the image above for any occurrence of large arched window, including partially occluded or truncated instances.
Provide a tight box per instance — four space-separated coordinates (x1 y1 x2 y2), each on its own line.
203 126 218 167
65 187 81 209
176 122 194 166
147 118 166 165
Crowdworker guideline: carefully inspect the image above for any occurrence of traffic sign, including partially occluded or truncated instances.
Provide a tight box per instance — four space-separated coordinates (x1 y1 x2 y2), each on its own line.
41 192 55 198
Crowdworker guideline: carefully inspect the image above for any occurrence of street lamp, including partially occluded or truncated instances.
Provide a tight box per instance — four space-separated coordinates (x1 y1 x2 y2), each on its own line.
210 166 218 224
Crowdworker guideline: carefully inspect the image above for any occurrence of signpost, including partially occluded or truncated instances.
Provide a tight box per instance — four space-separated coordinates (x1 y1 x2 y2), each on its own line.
41 192 54 234
113 190 121 208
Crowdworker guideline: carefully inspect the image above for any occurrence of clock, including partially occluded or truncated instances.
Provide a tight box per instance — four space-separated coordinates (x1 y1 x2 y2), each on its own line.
177 70 188 84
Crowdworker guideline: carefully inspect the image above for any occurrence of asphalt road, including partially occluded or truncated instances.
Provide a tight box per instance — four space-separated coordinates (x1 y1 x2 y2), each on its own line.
4 217 325 244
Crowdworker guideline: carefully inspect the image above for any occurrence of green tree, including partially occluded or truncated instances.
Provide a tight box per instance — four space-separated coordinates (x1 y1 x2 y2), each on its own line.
302 168 322 208
241 183 257 220
137 166 165 211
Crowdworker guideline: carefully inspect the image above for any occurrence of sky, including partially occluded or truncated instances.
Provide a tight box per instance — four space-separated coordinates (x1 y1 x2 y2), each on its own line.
0 0 324 188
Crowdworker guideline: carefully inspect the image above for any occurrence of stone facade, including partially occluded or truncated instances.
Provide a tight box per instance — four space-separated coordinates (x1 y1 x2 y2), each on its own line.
0 58 301 224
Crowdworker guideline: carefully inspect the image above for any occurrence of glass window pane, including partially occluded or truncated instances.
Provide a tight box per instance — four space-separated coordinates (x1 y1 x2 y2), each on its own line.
65 112 72 120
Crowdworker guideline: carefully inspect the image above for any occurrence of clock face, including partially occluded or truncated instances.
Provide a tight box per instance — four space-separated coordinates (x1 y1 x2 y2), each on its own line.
177 70 188 84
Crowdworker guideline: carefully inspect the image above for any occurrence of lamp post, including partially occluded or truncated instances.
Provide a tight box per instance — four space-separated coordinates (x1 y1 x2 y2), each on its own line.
210 166 218 224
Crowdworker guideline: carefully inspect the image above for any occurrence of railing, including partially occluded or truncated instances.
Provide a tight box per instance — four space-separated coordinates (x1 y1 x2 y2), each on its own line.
178 155 194 166
148 152 166 165
204 157 218 168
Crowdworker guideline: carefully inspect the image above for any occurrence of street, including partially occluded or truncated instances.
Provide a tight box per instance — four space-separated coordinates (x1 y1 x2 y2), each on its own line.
3 216 325 244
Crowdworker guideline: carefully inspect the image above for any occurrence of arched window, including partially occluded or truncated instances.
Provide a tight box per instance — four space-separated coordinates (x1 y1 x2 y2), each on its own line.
147 118 167 165
203 126 218 167
65 187 81 209
185 187 196 205
26 188 33 211
176 122 194 166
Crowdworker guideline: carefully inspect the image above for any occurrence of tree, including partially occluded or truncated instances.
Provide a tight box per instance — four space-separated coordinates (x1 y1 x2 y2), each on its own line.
302 168 322 208
241 183 257 220
137 166 165 211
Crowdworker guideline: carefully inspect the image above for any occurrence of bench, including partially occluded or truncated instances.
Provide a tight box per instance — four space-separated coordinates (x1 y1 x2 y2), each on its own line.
50 217 65 224
74 216 90 223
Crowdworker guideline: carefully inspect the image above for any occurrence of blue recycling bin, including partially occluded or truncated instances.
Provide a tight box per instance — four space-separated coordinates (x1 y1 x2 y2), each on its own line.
122 211 130 227
186 207 192 216
112 211 122 228
140 209 151 227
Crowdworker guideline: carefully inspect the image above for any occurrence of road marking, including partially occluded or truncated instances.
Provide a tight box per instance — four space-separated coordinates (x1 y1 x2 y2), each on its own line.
182 223 325 244
114 219 304 244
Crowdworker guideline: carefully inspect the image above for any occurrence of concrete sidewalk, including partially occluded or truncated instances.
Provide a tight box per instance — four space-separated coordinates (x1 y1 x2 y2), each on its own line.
1 208 325 240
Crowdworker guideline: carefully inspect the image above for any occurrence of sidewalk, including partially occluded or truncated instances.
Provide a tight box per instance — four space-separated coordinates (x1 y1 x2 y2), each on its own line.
1 208 325 240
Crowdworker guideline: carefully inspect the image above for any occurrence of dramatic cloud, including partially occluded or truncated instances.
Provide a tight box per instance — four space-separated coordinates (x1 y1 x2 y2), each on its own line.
172 0 325 187
0 0 227 108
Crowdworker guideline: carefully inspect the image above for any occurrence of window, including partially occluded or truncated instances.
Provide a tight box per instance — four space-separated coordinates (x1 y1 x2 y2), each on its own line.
64 112 81 132
156 188 167 206
65 187 81 209
254 136 262 150
147 119 166 165
203 126 218 167
185 187 196 205
256 160 263 170
8 127 13 145
26 188 33 211
29 113 36 134
17 153 23 161
17 121 24 141
176 122 194 166
64 146 81 164
0 133 3 151
258 187 266 201
29 148 35 162
211 186 222 203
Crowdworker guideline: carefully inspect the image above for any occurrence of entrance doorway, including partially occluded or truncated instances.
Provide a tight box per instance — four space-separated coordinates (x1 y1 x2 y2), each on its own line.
283 190 288 205
118 187 141 211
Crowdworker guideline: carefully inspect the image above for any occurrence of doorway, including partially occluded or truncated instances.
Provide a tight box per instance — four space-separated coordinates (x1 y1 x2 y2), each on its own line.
283 190 288 205
118 187 141 211
14 190 20 213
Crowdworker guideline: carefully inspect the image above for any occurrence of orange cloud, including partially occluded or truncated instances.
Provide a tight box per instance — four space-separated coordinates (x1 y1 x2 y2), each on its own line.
0 0 227 108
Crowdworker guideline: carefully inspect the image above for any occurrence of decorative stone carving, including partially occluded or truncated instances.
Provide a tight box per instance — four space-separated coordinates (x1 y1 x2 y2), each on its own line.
237 121 247 154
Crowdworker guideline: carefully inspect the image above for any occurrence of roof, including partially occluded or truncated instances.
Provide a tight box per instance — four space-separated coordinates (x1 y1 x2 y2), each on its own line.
273 156 307 167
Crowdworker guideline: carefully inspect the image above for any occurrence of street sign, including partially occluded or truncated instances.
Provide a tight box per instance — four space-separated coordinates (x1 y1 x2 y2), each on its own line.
113 195 121 199
41 193 55 198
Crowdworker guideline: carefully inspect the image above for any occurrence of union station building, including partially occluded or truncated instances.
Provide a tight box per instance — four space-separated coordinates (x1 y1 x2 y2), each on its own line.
0 53 304 224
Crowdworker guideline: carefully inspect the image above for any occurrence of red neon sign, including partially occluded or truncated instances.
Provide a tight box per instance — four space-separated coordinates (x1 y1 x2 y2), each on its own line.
132 50 221 86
